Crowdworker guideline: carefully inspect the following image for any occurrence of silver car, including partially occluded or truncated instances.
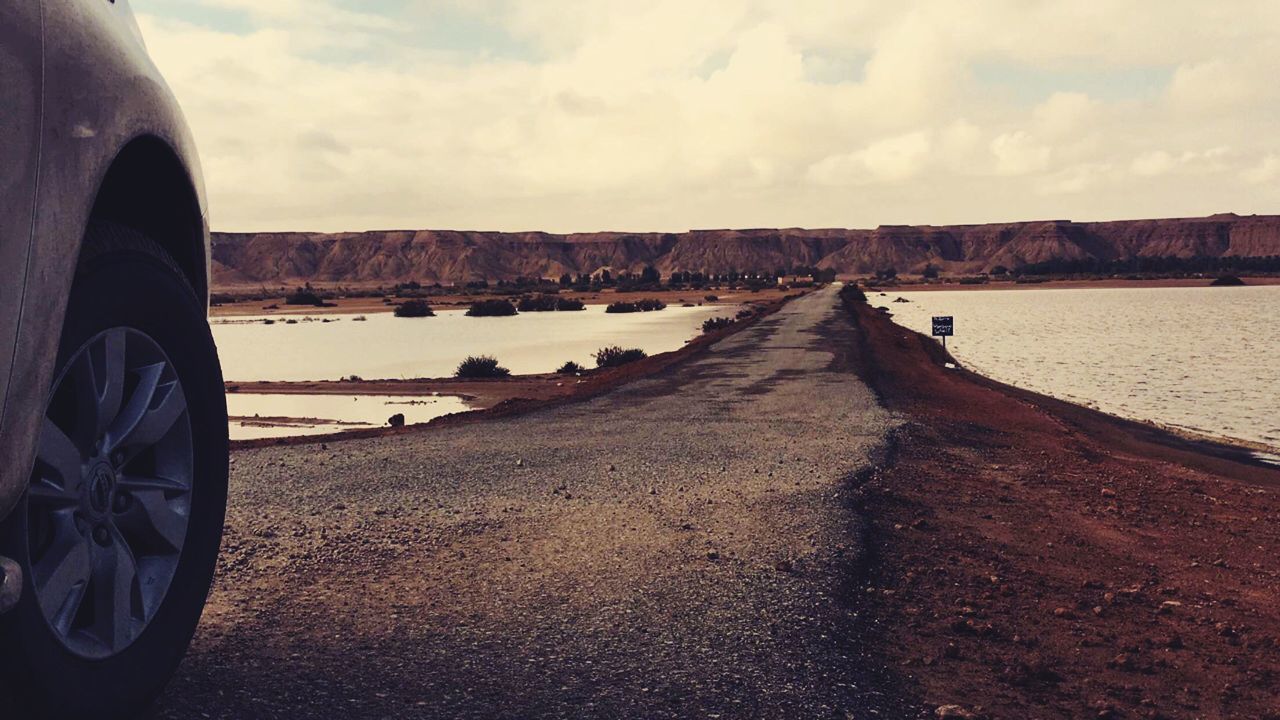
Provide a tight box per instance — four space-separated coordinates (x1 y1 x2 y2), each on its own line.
0 1 227 717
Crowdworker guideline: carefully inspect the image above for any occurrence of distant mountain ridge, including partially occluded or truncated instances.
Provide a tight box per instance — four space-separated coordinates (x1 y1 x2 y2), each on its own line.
210 213 1280 288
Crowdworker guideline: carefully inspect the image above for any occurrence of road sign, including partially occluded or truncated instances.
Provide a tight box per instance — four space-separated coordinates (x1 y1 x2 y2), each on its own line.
932 316 953 337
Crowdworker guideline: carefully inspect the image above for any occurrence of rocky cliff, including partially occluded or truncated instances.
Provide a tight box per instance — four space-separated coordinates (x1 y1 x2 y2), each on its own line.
210 213 1280 287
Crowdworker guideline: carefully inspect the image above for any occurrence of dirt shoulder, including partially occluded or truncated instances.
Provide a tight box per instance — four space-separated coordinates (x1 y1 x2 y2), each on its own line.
844 292 1280 720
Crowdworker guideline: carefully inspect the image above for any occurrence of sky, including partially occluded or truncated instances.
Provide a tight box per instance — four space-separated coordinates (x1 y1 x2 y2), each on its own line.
131 0 1280 234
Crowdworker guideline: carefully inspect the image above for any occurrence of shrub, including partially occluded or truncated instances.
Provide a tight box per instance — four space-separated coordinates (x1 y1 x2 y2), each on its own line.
284 285 332 307
556 360 585 375
839 284 867 303
1211 275 1246 286
702 317 734 333
466 299 518 317
555 297 586 311
704 294 719 302
735 308 756 320
921 264 940 280
595 346 647 368
456 355 511 378
394 299 435 318
606 298 666 313
517 294 559 312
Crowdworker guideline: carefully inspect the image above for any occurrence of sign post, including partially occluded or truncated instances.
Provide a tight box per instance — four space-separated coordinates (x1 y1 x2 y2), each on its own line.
931 315 954 349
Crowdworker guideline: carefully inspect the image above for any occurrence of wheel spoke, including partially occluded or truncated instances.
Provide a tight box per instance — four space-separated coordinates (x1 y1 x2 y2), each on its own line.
107 362 187 455
117 473 189 494
90 532 140 651
71 329 126 447
33 418 83 502
33 529 92 634
115 489 188 553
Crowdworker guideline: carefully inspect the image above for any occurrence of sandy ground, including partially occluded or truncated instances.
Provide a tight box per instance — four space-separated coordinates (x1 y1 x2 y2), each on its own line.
149 287 907 719
846 292 1280 720
210 287 793 317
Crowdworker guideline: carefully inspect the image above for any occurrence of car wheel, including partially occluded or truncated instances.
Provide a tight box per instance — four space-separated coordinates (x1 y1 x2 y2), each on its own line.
0 223 228 719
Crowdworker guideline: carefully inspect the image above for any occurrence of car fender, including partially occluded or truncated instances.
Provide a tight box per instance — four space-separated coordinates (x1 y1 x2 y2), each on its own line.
0 0 209 521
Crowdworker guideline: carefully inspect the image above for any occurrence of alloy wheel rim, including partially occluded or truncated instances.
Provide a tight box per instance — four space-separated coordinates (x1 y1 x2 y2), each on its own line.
26 327 193 660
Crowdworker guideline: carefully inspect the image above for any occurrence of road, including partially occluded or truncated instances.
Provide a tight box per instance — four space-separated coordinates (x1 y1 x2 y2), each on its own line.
152 286 903 719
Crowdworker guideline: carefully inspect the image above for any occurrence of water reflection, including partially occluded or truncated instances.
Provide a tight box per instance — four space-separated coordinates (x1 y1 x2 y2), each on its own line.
213 304 733 382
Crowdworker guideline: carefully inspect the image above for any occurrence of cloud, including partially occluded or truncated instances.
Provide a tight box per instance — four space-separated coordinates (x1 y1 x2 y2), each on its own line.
990 131 1051 176
807 131 932 185
132 0 1280 232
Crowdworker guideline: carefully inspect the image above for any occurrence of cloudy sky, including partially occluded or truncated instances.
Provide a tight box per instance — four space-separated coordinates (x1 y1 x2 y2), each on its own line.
132 0 1280 234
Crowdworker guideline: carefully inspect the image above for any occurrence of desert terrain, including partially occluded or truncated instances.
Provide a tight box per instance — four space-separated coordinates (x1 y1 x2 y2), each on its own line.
146 284 1280 719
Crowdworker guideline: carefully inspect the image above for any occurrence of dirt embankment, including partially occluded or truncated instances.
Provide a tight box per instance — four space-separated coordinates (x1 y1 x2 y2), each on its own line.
842 291 1280 719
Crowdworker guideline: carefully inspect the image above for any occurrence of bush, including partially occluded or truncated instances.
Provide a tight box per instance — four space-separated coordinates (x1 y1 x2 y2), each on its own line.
1211 275 1246 286
556 360 585 375
605 298 666 314
394 300 435 318
466 299 518 317
702 317 734 333
839 284 867 303
704 294 719 302
284 285 333 307
556 297 586 311
456 355 511 378
517 294 559 312
594 346 647 368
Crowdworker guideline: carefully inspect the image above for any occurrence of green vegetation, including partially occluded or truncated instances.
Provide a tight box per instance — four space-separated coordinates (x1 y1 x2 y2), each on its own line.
556 360 585 374
605 298 667 314
1211 275 1246 286
456 355 511 378
517 294 560 312
466 299 518 317
515 294 587 312
702 317 734 333
284 284 334 307
594 346 647 368
393 299 435 317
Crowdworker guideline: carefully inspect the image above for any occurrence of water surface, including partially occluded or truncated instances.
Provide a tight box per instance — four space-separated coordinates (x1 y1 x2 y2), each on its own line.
884 286 1280 452
213 304 733 382
226 393 470 441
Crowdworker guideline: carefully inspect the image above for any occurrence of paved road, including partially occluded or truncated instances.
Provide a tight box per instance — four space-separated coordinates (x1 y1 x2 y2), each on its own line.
151 286 901 719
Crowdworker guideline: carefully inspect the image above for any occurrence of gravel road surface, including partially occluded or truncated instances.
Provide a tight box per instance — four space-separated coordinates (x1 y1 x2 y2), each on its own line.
150 286 902 719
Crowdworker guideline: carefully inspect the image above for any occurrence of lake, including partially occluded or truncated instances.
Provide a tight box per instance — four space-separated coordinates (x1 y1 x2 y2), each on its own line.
212 304 734 382
225 393 470 441
882 285 1280 455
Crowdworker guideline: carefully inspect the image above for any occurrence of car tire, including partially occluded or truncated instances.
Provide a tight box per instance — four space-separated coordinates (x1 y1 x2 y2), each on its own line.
0 223 227 719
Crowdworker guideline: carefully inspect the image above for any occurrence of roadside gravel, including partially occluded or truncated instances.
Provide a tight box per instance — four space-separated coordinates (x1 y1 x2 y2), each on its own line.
150 286 903 719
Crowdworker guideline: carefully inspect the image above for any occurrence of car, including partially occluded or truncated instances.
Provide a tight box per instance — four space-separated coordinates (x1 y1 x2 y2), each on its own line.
0 1 228 717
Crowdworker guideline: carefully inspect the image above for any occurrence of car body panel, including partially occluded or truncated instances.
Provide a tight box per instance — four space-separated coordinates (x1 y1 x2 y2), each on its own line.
0 0 43 479
0 0 210 520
